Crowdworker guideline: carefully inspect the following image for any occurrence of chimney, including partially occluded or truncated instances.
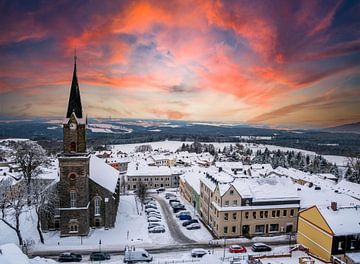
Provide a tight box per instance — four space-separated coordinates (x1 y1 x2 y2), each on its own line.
331 202 337 211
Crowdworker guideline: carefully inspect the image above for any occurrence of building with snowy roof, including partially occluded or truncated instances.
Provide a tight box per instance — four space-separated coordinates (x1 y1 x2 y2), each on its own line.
198 173 300 238
298 202 360 262
40 57 120 236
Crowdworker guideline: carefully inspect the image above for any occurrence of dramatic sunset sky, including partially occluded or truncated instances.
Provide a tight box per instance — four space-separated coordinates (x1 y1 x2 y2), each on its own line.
0 0 359 128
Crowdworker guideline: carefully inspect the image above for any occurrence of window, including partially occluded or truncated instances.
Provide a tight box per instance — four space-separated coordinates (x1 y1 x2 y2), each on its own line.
290 209 294 217
69 220 78 233
94 197 101 216
68 173 76 181
338 241 344 250
233 200 237 206
70 190 76 207
245 212 249 219
270 224 279 232
283 210 287 217
70 142 76 152
225 200 229 206
264 211 268 218
272 210 275 217
255 225 265 234
253 212 256 219
224 213 228 220
230 190 234 195
232 213 237 220
232 226 236 233
224 226 228 234
276 210 280 217
260 211 264 218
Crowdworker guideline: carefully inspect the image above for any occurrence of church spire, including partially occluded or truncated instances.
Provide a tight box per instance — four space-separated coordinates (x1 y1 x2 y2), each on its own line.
66 51 83 118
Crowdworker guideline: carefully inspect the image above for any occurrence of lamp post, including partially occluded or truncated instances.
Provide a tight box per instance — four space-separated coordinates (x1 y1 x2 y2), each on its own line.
223 236 226 261
99 239 102 252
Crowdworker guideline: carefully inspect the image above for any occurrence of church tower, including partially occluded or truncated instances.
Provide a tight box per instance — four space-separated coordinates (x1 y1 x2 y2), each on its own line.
58 55 90 236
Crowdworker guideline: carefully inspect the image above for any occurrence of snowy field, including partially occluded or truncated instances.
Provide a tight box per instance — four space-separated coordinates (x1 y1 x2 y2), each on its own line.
110 140 349 165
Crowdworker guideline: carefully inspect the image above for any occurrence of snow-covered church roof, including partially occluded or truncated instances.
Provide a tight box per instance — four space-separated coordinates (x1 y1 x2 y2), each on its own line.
90 156 119 193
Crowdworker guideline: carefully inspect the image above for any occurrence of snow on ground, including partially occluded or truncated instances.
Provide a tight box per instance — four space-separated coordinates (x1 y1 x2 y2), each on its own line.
109 140 349 165
0 243 56 264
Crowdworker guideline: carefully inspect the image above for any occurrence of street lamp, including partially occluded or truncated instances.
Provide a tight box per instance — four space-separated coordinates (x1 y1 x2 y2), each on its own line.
223 236 226 261
99 239 102 252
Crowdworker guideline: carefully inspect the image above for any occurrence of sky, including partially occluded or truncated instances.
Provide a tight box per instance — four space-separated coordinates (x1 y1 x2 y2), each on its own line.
0 0 359 128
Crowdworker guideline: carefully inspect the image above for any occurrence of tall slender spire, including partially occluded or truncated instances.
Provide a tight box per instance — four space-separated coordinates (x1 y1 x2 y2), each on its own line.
66 52 83 118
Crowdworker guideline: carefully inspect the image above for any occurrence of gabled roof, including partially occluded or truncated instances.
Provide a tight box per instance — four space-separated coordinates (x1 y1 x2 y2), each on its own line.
90 156 119 193
66 56 83 119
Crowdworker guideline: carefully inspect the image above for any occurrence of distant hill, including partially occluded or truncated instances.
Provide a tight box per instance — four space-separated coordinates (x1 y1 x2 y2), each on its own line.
324 122 360 134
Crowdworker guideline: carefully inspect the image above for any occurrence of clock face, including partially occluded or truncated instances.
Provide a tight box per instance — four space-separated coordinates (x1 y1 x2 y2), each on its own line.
70 123 77 130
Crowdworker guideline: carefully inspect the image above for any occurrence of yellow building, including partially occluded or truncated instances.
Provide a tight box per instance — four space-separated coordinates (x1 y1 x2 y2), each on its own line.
298 203 360 262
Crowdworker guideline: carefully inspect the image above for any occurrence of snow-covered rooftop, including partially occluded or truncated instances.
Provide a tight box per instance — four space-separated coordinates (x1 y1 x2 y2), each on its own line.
90 156 119 193
317 205 360 236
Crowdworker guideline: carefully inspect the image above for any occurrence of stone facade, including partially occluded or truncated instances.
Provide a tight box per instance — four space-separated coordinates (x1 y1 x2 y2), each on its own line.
40 57 120 236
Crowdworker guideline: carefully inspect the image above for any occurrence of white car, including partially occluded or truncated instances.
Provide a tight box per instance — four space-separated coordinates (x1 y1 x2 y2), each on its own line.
147 212 161 218
191 248 207 258
145 208 159 214
186 223 201 230
148 226 165 233
147 214 161 219
147 217 161 222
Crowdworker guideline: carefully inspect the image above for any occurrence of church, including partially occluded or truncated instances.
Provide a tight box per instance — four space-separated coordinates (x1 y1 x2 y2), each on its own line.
41 56 120 236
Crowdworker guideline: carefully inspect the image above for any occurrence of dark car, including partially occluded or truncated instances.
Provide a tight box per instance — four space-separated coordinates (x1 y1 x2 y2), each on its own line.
179 214 192 220
145 205 157 210
182 219 199 227
251 243 272 252
173 207 186 213
156 187 165 192
58 252 82 262
90 252 111 261
169 199 180 205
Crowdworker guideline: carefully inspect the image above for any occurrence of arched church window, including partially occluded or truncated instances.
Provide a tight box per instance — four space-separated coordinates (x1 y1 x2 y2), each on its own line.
70 190 77 207
94 197 101 216
70 142 76 152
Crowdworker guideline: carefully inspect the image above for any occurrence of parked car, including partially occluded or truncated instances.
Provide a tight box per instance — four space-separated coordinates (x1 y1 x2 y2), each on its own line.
169 199 180 205
58 252 82 262
145 201 157 206
170 202 181 208
147 214 161 220
165 193 176 199
124 248 153 263
145 205 157 210
147 217 161 222
173 207 186 213
179 214 192 221
172 204 185 210
148 223 164 229
144 198 154 203
182 219 199 227
229 245 247 253
90 252 111 261
176 211 190 218
251 243 272 252
147 212 161 218
186 223 201 230
156 187 165 192
145 208 159 214
191 248 207 258
148 226 166 233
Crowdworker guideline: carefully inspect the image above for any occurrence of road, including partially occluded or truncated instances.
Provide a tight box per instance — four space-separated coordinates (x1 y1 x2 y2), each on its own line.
153 195 195 244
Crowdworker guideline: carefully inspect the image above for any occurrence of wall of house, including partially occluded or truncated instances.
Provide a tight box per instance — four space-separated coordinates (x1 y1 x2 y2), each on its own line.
297 208 333 262
126 175 178 190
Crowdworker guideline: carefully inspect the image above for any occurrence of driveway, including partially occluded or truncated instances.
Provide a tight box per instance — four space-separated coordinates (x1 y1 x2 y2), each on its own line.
153 196 195 244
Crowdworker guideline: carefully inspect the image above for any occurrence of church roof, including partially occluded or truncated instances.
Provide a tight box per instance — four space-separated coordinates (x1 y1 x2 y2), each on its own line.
90 156 119 193
66 56 83 118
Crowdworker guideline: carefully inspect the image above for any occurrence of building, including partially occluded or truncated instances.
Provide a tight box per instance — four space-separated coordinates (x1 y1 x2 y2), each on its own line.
298 203 360 262
179 169 204 213
126 162 182 190
41 56 120 236
198 173 299 238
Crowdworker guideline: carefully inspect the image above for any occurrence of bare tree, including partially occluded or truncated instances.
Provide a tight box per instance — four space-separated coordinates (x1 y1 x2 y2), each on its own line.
14 141 49 205
136 182 148 209
0 181 28 245
32 180 58 244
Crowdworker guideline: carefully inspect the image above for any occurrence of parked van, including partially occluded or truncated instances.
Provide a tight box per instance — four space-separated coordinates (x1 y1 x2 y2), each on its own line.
124 247 153 263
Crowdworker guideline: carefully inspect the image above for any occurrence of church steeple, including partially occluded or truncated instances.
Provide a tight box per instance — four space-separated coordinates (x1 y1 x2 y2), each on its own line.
66 52 83 118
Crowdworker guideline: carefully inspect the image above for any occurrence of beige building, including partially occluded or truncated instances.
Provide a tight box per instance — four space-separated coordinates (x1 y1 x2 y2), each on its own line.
126 162 182 190
198 172 300 238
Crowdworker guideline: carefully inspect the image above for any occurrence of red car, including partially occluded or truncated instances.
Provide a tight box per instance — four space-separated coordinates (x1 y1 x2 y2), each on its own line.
229 245 247 253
